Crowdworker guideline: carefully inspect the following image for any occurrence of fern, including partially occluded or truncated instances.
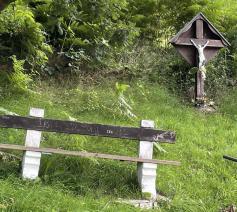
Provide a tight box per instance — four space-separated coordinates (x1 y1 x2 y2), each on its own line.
8 55 32 91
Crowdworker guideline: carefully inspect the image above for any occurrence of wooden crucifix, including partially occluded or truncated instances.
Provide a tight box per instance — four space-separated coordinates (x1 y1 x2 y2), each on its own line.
192 19 210 104
170 12 230 106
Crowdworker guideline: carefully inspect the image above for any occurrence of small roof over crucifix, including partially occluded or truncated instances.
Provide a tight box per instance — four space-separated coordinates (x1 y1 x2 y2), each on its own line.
170 12 230 66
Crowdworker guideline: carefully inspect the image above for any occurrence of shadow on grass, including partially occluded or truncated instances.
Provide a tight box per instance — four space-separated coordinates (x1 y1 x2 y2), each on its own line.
0 154 140 199
38 155 140 198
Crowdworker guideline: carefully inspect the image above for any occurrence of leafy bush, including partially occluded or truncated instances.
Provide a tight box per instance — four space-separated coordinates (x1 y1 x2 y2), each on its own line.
0 1 52 72
27 0 140 74
0 55 32 93
0 0 237 103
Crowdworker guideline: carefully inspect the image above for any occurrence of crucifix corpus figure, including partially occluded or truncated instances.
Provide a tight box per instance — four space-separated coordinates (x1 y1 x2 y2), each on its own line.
190 39 209 80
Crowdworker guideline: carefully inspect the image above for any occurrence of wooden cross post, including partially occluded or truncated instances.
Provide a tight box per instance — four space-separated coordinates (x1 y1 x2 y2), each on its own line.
170 12 230 107
195 19 205 105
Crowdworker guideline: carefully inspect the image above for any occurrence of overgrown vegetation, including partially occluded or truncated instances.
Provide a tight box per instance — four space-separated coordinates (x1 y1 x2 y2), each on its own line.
0 0 237 99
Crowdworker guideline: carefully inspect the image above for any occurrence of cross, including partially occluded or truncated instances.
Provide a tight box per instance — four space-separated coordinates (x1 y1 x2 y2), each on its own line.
170 13 230 106
192 19 214 103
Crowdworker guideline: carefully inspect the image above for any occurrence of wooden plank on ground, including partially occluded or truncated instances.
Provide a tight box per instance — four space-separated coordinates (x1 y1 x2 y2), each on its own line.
0 116 176 143
0 144 181 166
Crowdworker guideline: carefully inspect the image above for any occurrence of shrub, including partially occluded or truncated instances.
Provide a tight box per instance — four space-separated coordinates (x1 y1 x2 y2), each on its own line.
0 1 52 73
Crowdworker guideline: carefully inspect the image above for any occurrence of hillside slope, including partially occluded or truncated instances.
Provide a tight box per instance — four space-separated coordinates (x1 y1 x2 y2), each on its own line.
0 81 236 211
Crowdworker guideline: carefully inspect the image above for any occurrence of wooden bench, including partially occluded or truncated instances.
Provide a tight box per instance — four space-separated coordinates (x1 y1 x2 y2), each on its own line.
0 108 180 199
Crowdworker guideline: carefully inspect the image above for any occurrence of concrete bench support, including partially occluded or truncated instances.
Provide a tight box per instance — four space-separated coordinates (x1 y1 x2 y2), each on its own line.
137 120 157 199
22 108 44 180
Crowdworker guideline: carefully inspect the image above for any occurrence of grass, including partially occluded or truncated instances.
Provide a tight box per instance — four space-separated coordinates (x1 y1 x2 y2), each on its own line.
0 80 236 211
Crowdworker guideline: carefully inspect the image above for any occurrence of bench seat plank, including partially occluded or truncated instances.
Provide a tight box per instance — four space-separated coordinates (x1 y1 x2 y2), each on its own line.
0 144 180 166
0 115 176 143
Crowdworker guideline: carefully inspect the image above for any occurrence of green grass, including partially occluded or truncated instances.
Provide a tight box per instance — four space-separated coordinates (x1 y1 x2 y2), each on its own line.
0 81 236 211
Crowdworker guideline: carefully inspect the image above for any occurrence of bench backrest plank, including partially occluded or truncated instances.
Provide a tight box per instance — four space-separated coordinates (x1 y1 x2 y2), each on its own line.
0 115 176 143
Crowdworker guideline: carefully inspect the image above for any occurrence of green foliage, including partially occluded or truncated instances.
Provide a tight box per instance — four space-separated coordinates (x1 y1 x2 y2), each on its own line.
0 55 32 92
205 51 229 98
8 55 32 91
229 53 237 80
1 0 237 101
0 1 52 72
0 107 18 115
27 0 140 73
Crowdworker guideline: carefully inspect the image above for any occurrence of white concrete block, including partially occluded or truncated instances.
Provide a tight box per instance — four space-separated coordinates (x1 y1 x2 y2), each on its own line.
22 108 44 180
137 120 157 199
29 108 44 118
25 130 42 147
22 151 42 179
141 120 154 128
139 141 153 159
